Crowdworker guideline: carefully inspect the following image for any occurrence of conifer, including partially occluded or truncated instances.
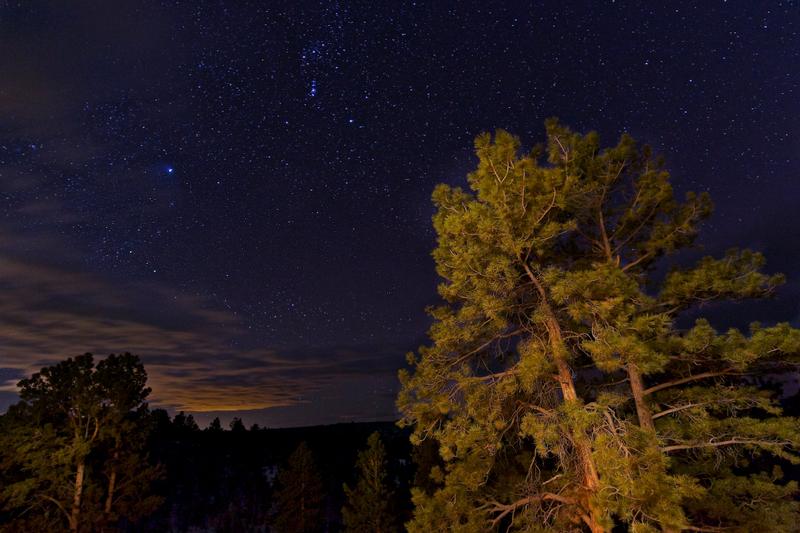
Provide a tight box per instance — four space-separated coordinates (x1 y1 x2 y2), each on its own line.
0 353 161 532
273 441 324 533
398 121 800 531
341 431 397 532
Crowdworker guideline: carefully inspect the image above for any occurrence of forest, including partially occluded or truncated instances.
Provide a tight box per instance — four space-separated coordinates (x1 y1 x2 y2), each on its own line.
2 122 799 532
0 352 414 532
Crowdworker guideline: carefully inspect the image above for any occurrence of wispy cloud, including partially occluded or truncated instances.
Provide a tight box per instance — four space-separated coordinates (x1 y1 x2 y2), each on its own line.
0 253 403 414
0 5 408 424
0 157 402 415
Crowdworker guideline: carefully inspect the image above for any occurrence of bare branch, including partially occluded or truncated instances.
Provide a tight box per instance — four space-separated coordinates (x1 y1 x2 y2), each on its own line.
483 492 576 528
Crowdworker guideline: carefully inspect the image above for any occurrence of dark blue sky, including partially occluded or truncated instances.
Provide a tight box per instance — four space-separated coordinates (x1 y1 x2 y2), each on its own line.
1 1 798 427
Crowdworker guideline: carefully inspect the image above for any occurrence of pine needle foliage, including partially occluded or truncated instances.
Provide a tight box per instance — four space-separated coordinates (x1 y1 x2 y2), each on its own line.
398 120 800 532
0 353 162 532
341 431 398 533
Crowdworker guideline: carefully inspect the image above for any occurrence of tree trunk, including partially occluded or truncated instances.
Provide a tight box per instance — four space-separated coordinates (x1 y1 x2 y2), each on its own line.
627 363 655 432
104 468 117 516
300 480 305 532
545 315 605 533
104 443 120 520
595 233 656 434
69 460 85 533
524 262 606 532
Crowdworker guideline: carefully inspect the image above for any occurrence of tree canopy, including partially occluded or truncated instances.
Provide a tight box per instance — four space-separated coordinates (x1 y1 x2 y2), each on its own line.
0 353 162 532
398 121 800 531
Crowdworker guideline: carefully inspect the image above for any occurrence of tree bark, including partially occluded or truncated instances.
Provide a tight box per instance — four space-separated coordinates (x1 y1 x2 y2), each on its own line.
547 317 605 533
104 446 119 519
104 469 117 515
627 363 655 432
69 459 85 533
523 261 606 532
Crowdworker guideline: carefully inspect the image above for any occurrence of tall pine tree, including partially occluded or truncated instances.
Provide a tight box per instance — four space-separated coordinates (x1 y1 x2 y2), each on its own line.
272 441 324 533
341 431 398 533
0 353 162 532
398 121 800 531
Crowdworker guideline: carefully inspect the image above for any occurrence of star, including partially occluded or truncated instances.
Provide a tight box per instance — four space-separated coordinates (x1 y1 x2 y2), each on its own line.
2 0 797 430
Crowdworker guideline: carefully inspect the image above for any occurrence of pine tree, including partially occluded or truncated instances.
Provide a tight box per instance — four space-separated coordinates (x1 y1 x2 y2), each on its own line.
207 417 223 432
272 442 324 533
341 432 398 533
229 417 247 433
172 411 200 434
0 353 162 532
94 354 163 528
398 121 800 531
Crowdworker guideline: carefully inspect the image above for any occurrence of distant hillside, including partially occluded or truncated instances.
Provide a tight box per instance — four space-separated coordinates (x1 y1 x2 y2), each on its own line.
143 416 413 531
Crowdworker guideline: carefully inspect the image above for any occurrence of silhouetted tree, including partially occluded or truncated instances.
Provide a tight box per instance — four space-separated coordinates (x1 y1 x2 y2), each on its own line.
272 442 324 533
0 353 161 532
398 121 800 531
94 354 162 529
207 417 223 432
172 411 200 434
229 417 246 433
342 432 397 533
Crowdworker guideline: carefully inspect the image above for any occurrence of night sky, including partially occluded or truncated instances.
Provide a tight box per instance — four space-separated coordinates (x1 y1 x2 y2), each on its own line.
1 1 798 427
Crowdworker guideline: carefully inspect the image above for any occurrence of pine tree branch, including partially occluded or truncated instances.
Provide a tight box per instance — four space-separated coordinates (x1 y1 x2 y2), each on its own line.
621 251 654 272
643 370 741 396
661 438 792 453
596 184 616 263
519 401 555 416
651 402 711 419
652 396 751 419
483 492 576 527
39 494 71 524
465 369 517 382
448 329 523 368
612 202 661 256
533 188 558 226
608 176 645 242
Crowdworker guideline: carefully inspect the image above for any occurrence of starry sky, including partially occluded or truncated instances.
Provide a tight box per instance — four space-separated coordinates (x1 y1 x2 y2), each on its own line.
1 1 798 427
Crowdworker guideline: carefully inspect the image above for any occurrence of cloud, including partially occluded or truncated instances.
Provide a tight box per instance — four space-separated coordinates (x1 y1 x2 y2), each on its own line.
0 253 403 415
0 3 408 424
0 256 400 412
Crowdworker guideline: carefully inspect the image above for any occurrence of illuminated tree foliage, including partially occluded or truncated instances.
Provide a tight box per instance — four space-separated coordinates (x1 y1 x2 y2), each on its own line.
341 431 398 533
273 441 324 533
0 353 162 532
398 121 800 532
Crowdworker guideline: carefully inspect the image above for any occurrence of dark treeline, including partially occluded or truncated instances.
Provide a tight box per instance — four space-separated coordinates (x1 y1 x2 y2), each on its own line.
144 412 413 532
0 353 414 532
